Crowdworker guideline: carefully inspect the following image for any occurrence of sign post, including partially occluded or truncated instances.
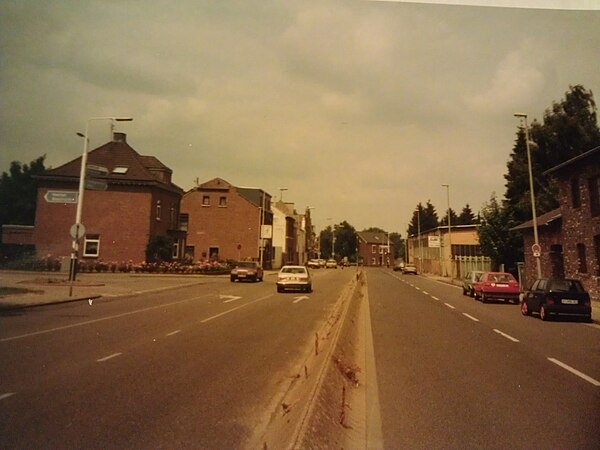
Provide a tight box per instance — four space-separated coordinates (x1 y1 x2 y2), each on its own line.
532 243 541 258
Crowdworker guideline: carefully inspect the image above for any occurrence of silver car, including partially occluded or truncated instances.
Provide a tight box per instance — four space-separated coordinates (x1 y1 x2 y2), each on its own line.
276 265 312 293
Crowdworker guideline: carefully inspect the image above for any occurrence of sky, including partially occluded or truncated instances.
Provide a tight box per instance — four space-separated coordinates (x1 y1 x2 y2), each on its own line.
1 0 599 235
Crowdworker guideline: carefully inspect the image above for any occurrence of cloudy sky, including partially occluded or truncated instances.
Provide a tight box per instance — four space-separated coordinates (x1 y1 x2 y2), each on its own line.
1 0 598 234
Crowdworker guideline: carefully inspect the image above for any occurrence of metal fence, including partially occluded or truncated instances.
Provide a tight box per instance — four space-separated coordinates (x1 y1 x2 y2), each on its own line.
454 255 492 279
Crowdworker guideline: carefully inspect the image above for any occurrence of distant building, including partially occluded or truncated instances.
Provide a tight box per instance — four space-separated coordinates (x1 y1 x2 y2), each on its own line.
357 231 393 267
33 132 185 264
181 178 273 267
513 146 600 299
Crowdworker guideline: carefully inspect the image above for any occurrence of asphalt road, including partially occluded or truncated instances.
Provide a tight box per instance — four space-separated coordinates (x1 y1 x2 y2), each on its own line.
0 268 355 449
366 267 600 449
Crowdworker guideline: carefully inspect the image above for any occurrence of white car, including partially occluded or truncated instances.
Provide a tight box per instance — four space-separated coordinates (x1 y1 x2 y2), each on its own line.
325 259 337 269
276 265 312 293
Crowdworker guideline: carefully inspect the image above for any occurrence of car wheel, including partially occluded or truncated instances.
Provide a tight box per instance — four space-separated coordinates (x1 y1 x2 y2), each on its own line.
481 293 487 304
520 301 530 316
540 304 549 321
307 284 312 293
230 276 235 282
277 286 283 293
462 288 467 296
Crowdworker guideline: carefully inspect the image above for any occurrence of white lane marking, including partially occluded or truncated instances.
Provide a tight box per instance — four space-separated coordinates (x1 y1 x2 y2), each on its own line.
0 392 16 401
201 294 273 323
431 296 440 301
422 291 429 295
0 294 212 343
415 287 421 291
463 313 480 322
220 294 242 303
97 352 122 362
293 296 309 304
493 329 520 342
548 358 600 387
166 330 181 336
444 303 455 310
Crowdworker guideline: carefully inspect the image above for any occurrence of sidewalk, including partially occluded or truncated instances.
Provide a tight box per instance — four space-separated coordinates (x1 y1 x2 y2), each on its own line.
0 270 214 310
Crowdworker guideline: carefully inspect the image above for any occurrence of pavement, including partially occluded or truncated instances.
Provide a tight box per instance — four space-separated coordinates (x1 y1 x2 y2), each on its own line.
1 270 598 323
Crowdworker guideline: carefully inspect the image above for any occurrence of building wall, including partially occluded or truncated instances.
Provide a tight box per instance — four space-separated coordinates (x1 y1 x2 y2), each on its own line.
521 222 563 289
33 182 155 263
556 162 600 300
181 187 261 262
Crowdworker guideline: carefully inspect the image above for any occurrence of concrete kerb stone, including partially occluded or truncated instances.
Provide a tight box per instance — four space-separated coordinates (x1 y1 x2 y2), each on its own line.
248 271 360 449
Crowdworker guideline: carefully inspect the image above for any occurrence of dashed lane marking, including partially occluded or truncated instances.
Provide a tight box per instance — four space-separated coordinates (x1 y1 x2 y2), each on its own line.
431 296 440 301
493 329 519 342
96 352 122 363
444 303 455 310
166 330 181 336
0 392 16 401
463 313 480 322
548 358 600 387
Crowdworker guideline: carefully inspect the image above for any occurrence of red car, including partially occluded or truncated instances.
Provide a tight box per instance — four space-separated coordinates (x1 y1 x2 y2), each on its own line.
474 272 520 304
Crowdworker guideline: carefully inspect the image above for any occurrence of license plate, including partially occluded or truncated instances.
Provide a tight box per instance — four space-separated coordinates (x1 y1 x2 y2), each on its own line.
239 274 246 278
497 284 508 287
561 299 578 305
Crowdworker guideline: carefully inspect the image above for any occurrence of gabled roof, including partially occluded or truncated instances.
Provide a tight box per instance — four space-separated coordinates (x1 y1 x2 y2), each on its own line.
37 135 182 194
197 177 232 191
543 146 600 176
511 208 562 232
357 231 389 244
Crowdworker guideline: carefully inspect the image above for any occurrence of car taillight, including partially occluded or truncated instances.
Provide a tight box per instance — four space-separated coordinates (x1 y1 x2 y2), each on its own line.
546 296 555 305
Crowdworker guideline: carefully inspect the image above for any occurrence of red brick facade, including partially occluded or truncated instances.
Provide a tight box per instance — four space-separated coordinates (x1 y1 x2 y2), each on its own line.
33 134 184 264
357 231 393 266
181 178 273 267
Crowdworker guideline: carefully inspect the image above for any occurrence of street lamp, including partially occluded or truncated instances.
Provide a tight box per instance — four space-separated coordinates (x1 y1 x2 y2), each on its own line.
514 112 542 279
278 187 288 201
69 116 133 285
442 184 452 278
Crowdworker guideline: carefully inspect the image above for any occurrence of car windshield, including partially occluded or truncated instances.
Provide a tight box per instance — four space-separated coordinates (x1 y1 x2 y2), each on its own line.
549 279 584 292
489 274 514 282
282 267 306 274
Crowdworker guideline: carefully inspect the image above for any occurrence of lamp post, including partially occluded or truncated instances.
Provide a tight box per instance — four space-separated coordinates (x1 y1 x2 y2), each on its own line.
278 187 288 201
514 113 542 279
69 117 133 285
306 206 315 259
442 184 452 278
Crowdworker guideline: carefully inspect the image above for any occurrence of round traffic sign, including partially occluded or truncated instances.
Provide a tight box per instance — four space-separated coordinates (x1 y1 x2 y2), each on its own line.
531 243 541 257
70 223 86 239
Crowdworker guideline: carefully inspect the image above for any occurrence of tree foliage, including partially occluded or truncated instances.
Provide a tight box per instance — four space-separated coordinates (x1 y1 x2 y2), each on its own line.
146 235 174 263
457 204 476 225
319 221 357 260
407 201 439 235
0 156 47 228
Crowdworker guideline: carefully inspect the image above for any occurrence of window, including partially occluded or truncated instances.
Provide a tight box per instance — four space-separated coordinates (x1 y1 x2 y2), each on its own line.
172 240 179 259
219 196 227 207
112 166 129 174
571 176 581 208
83 235 100 257
589 176 600 217
155 200 161 221
577 243 587 273
179 213 189 232
202 195 210 206
371 245 377 254
170 207 176 228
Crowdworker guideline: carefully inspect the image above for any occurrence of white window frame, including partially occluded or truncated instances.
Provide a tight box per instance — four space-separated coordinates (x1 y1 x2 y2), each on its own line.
156 200 162 221
83 235 100 257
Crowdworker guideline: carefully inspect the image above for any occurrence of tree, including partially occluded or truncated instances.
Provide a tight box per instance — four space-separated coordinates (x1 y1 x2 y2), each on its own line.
457 204 476 225
0 156 46 228
146 235 174 263
477 194 522 272
407 201 439 235
389 232 404 260
319 221 357 260
439 208 459 227
505 85 600 224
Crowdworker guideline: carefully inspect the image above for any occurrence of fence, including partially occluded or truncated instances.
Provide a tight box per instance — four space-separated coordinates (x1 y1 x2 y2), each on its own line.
454 255 492 279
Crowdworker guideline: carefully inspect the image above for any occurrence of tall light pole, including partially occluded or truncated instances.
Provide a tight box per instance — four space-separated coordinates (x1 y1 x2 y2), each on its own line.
514 113 542 279
69 116 133 284
306 206 315 259
442 184 452 278
278 187 288 202
417 206 422 273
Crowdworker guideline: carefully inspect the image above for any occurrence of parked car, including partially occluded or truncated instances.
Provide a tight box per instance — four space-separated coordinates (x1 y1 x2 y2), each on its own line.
402 264 418 275
276 265 312 293
325 259 338 269
318 259 326 268
307 259 320 269
520 278 592 322
230 261 263 282
474 272 520 303
462 270 485 297
393 262 404 271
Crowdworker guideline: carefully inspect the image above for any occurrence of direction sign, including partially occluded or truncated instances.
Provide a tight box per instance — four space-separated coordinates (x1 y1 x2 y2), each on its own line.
44 190 78 203
532 243 541 257
85 179 108 191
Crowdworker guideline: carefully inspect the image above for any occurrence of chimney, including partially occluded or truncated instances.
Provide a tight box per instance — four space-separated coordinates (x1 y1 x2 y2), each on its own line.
113 132 127 143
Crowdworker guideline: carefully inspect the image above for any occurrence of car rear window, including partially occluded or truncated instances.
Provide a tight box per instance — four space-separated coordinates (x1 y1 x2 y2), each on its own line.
282 267 306 274
549 279 584 293
238 262 256 268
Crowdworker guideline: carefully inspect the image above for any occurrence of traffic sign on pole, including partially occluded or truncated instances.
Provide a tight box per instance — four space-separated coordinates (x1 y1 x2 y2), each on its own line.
532 243 541 257
44 191 78 203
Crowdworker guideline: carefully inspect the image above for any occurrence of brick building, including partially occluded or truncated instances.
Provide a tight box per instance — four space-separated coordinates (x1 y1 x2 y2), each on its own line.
513 146 600 299
357 231 394 266
33 132 185 264
181 178 273 267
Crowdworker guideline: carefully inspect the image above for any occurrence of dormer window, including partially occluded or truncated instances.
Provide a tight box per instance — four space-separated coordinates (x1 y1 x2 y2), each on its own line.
112 166 129 174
